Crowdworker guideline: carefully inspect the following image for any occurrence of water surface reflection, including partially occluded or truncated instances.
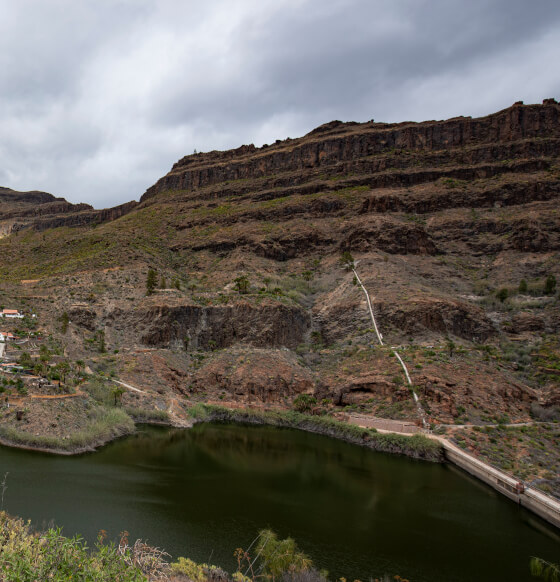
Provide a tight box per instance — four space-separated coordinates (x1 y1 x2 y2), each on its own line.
0 423 558 582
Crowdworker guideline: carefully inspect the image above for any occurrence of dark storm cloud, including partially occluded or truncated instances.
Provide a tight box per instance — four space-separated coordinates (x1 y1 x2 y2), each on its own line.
0 0 559 208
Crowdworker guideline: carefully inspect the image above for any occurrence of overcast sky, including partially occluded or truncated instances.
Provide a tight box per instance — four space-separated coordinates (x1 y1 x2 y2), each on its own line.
1 0 559 209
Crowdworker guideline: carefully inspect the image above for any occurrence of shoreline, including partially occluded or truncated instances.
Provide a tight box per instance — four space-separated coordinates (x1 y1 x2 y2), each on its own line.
188 405 444 462
0 428 138 456
1 404 558 529
0 427 140 456
0 404 443 461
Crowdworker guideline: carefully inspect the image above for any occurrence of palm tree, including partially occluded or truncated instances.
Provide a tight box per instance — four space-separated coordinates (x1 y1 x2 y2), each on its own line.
111 386 126 406
55 361 71 384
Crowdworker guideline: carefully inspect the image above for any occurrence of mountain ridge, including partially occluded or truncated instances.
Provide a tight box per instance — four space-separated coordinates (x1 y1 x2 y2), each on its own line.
0 100 558 493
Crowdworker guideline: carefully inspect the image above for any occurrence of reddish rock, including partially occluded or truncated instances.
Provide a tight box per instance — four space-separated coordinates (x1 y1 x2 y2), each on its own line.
190 350 315 403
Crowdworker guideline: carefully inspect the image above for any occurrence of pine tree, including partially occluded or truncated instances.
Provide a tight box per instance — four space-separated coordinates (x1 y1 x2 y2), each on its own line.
544 274 557 295
146 269 157 295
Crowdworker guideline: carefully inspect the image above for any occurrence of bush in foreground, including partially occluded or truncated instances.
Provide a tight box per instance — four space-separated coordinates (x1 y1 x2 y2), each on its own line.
0 512 162 581
0 513 415 582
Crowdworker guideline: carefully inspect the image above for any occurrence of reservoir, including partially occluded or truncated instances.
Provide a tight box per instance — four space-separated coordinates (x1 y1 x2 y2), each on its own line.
0 423 558 581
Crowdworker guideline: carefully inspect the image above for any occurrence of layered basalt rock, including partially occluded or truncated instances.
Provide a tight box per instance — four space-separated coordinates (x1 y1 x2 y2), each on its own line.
0 187 137 235
141 100 560 200
106 300 311 351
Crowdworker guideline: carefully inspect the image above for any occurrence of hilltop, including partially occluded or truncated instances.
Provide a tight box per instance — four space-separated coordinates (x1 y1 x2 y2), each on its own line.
0 99 558 493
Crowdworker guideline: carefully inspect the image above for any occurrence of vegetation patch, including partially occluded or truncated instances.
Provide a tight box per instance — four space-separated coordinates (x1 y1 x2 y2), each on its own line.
0 511 163 581
0 407 134 454
451 423 560 499
0 514 406 582
124 407 170 423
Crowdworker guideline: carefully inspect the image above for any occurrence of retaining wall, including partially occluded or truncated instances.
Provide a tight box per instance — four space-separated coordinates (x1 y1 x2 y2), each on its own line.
345 413 419 434
442 441 560 529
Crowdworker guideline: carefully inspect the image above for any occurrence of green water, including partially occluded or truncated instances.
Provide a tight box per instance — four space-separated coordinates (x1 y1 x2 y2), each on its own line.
0 423 558 581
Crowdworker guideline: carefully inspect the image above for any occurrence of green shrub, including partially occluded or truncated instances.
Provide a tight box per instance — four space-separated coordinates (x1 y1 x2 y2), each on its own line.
170 557 226 581
256 529 313 578
233 275 250 294
544 274 557 295
495 288 508 303
187 403 211 421
146 268 157 296
530 556 560 581
292 394 317 413
339 251 355 270
59 311 69 334
18 352 33 368
0 512 148 581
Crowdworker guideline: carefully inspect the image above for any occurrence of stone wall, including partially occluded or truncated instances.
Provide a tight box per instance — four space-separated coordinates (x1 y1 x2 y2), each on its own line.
443 441 560 529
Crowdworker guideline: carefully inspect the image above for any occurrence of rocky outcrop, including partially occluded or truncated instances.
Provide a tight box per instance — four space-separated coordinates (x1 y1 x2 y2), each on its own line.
29 200 138 232
340 219 438 255
0 188 137 235
141 100 560 200
416 373 537 423
68 307 97 331
360 176 560 215
382 298 496 341
509 312 546 333
430 214 560 254
315 294 496 345
331 374 407 406
254 231 336 261
0 187 65 205
106 300 311 350
189 350 315 402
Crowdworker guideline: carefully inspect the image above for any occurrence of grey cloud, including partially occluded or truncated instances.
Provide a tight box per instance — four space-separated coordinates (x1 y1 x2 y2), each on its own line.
0 0 559 208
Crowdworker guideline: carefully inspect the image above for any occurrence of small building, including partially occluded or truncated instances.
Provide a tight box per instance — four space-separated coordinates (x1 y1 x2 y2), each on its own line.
1 309 23 319
0 332 15 342
0 363 23 372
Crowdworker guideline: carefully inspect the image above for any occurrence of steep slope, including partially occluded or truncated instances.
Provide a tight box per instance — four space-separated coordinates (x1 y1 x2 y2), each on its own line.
0 101 558 485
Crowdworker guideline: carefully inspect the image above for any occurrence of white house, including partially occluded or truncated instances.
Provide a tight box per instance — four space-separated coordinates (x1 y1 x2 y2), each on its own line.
0 332 15 342
1 309 23 319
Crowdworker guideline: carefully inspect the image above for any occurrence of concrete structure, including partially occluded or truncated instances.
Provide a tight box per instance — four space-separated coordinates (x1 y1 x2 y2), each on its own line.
441 438 560 529
0 309 23 319
346 412 420 434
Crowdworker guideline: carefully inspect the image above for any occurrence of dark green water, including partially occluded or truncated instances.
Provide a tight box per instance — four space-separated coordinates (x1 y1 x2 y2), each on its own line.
0 423 558 581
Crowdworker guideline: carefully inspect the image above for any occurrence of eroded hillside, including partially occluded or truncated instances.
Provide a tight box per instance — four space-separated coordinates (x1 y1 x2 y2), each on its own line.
0 100 558 489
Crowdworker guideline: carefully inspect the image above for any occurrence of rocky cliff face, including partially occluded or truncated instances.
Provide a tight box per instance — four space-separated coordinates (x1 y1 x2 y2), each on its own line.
127 100 560 274
141 100 560 200
106 300 310 350
0 187 137 236
2 100 559 428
